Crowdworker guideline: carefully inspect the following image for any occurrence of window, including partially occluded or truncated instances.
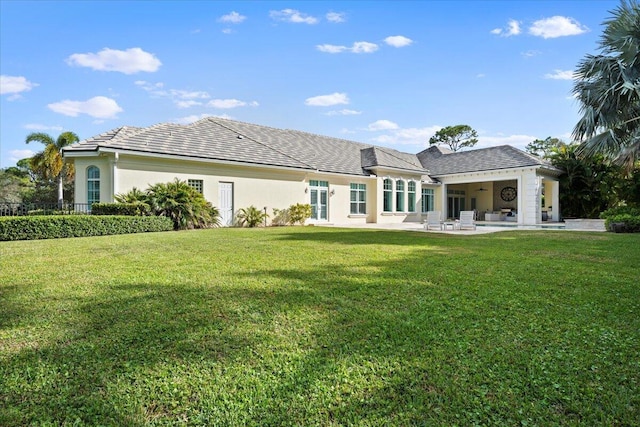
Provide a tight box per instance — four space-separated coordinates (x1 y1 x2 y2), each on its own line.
421 188 434 213
309 180 328 188
188 179 203 194
408 181 416 212
383 179 393 212
87 166 100 206
395 180 405 212
350 183 366 214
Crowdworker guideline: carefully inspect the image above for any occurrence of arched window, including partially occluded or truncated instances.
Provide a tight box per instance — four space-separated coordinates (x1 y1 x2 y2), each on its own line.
87 166 100 206
383 179 393 212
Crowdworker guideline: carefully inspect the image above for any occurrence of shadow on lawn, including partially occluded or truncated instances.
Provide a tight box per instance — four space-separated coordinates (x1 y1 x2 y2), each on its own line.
1 230 636 425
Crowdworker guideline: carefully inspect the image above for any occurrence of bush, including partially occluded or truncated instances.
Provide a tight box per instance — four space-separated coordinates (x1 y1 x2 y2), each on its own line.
0 215 173 241
236 205 268 227
601 206 640 232
91 202 151 216
289 203 312 225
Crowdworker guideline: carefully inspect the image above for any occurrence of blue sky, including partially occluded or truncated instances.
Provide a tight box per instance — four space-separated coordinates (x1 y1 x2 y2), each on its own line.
0 0 620 168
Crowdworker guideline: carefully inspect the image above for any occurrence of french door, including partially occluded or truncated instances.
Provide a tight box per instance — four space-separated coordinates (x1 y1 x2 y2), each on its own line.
309 180 328 221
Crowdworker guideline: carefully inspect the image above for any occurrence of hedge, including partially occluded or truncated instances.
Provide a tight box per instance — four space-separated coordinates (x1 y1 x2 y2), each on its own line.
0 215 173 241
600 206 640 233
91 202 151 216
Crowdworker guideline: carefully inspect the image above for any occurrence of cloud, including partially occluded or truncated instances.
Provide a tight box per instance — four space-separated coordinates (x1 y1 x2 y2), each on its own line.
521 50 541 58
67 47 161 74
476 73 486 78
219 11 246 24
544 69 574 80
371 125 442 145
529 16 588 38
305 92 349 107
326 12 346 23
270 9 318 24
136 80 211 107
1 75 38 97
23 124 64 131
491 19 521 37
317 41 378 54
384 35 413 48
9 149 36 161
367 120 399 131
174 114 234 124
48 96 123 118
207 99 259 109
325 109 362 116
477 133 538 150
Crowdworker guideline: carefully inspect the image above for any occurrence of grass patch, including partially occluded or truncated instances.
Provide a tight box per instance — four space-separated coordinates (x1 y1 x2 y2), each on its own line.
1 228 638 425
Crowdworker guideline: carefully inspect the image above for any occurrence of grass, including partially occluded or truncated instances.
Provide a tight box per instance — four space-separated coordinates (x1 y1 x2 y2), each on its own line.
0 227 638 426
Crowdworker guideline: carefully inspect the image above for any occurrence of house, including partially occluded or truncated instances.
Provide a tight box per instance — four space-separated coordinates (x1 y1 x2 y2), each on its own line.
63 117 562 226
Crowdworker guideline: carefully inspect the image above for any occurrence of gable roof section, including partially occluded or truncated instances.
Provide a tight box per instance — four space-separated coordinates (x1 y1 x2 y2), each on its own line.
65 117 429 176
416 145 559 175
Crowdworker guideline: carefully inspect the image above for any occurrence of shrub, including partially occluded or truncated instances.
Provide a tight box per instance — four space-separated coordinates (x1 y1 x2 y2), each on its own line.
91 202 151 216
289 203 312 225
601 206 640 232
272 208 291 226
146 179 220 230
236 205 268 227
0 215 173 241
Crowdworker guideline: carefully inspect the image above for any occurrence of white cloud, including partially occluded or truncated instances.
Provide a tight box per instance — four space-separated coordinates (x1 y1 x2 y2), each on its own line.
476 73 486 78
305 92 349 107
207 99 258 109
367 120 399 131
352 41 379 53
529 16 588 39
222 28 233 34
270 9 318 24
477 134 538 150
170 90 210 99
173 114 212 124
371 125 442 145
326 12 346 23
544 69 574 80
316 44 349 53
9 149 36 163
318 41 378 54
491 19 521 37
325 109 362 116
23 124 64 131
0 75 38 96
47 96 123 118
67 47 161 74
219 11 246 24
521 50 541 58
384 35 413 48
175 100 203 109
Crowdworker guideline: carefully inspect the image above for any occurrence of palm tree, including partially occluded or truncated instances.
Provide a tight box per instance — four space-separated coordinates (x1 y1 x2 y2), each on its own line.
572 0 640 172
25 131 79 206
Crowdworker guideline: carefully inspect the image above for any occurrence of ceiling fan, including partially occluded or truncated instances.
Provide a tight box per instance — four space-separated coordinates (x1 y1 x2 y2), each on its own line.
476 185 489 192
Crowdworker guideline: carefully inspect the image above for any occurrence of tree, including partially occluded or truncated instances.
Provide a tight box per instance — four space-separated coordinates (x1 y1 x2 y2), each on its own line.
525 137 564 159
572 0 640 172
25 131 79 206
428 125 478 152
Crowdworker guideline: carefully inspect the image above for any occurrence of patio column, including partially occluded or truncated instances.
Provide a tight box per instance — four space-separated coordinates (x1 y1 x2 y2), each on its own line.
550 179 560 221
109 152 119 202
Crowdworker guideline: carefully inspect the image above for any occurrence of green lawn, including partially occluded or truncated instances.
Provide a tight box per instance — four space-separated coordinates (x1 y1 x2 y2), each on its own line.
1 227 638 426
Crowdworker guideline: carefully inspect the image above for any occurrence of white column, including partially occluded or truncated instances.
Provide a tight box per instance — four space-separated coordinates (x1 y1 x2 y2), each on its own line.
109 152 119 202
551 180 560 221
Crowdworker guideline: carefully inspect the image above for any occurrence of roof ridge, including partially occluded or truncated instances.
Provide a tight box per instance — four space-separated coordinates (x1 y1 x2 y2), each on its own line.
209 117 316 170
374 146 425 170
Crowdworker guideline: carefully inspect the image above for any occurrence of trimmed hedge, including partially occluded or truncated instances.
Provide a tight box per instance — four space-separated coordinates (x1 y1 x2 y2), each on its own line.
600 206 640 233
91 202 151 216
0 215 173 241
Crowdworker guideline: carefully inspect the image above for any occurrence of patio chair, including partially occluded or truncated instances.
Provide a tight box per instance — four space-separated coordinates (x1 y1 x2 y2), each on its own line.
423 210 442 230
458 210 476 230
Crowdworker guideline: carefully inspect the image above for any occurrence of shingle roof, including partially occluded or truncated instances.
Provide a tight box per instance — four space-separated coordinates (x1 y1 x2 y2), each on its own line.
64 117 558 178
65 117 428 176
416 145 559 175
